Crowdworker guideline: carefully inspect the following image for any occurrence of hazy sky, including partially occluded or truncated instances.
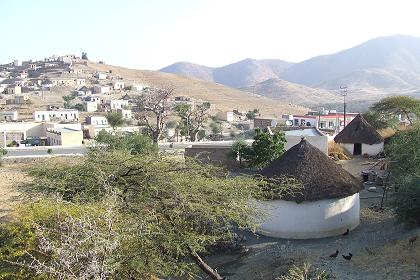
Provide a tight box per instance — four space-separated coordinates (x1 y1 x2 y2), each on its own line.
1 0 420 69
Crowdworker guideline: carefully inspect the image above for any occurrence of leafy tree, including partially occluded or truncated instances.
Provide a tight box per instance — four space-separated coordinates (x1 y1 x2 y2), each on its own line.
246 108 260 120
106 112 124 129
81 52 88 60
11 150 266 279
362 110 399 130
387 125 420 224
230 139 249 167
371 96 420 125
175 102 211 141
245 129 286 169
94 130 157 155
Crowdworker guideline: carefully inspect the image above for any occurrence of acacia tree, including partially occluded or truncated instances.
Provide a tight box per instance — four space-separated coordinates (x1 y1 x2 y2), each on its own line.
175 102 211 141
4 145 269 279
135 88 173 144
106 111 124 130
371 96 420 125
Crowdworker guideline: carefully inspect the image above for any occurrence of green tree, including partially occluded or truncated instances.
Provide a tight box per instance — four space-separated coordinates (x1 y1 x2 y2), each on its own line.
387 125 420 224
371 96 420 125
362 110 399 130
106 112 124 129
8 150 265 279
245 129 286 169
175 102 211 141
94 130 157 155
246 108 260 120
230 139 249 167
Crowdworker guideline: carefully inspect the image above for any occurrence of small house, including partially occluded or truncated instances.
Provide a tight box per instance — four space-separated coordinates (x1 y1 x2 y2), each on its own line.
334 114 384 156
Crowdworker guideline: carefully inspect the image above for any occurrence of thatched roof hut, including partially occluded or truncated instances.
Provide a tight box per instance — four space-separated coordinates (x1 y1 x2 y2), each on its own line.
261 138 362 202
334 114 383 144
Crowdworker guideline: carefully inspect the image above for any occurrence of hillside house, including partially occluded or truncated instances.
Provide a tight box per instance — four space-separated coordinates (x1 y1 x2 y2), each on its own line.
34 109 79 122
0 111 18 121
75 78 86 87
112 80 124 90
85 101 98 112
6 85 22 95
93 85 111 94
254 117 277 129
85 115 108 126
95 72 107 80
118 109 132 119
110 99 129 110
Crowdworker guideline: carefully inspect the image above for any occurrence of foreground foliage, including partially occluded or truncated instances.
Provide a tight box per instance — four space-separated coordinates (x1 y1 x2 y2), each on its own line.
2 146 268 279
388 125 420 224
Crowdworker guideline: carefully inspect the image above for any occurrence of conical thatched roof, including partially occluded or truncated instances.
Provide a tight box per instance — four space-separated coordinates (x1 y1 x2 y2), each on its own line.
334 114 383 144
261 139 362 202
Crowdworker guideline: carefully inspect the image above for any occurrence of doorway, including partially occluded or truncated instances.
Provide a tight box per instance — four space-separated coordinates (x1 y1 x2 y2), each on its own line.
353 143 362 155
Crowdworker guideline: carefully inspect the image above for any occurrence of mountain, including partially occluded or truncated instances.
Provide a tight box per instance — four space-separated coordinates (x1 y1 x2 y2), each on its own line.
85 61 307 116
281 35 420 90
159 62 214 82
241 78 341 106
160 58 294 88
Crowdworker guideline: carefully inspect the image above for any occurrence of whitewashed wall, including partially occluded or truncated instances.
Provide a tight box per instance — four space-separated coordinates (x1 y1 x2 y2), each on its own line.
285 135 328 154
341 143 384 156
256 193 360 239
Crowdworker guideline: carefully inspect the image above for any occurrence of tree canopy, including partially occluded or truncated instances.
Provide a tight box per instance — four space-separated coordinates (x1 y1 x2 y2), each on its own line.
106 112 124 129
371 96 420 125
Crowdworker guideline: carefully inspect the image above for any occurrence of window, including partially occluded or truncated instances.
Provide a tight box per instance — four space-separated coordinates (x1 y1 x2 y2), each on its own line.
329 121 334 128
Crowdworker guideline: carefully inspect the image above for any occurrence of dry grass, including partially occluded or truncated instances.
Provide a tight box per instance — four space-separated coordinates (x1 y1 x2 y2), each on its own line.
377 127 396 139
328 141 352 160
353 237 420 279
360 207 396 224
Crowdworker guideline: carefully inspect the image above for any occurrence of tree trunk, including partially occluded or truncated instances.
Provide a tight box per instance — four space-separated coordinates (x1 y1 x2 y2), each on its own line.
189 250 225 280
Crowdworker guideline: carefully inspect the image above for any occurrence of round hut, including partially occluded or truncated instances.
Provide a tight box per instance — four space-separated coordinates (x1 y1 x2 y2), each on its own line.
258 138 362 239
334 114 384 156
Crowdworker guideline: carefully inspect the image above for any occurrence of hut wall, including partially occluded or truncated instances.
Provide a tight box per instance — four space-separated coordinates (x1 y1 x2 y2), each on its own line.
341 143 383 156
257 193 360 239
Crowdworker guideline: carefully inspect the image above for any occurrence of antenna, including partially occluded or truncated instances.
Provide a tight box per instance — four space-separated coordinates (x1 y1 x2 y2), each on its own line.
340 85 348 130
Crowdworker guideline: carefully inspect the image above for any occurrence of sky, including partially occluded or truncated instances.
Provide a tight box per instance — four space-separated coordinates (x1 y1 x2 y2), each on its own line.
1 0 420 70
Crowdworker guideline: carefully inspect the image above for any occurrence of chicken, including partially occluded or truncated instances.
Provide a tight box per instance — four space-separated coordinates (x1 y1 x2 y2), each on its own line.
409 235 417 246
329 250 339 258
342 253 353 260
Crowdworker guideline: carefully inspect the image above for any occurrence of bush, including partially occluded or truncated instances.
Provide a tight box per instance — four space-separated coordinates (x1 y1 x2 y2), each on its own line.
94 130 157 155
47 148 53 154
394 177 420 224
277 263 328 280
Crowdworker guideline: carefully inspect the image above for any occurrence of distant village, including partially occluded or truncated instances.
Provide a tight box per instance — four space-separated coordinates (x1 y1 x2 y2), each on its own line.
0 53 411 167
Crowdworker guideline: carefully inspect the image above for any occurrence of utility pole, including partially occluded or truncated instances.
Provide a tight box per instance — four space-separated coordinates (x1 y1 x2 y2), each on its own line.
340 85 348 130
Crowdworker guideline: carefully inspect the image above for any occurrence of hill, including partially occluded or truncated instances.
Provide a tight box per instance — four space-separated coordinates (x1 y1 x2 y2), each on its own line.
281 35 420 90
85 62 307 116
241 78 341 106
160 58 294 88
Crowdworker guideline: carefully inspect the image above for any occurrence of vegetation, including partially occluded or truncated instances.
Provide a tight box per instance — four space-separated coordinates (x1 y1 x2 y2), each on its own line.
244 129 286 169
94 130 157 155
106 112 124 129
387 125 420 224
371 96 420 125
135 88 173 144
230 139 248 167
362 110 399 130
47 148 53 155
175 102 211 141
246 108 260 120
62 92 77 109
277 263 328 280
81 52 88 60
2 133 293 279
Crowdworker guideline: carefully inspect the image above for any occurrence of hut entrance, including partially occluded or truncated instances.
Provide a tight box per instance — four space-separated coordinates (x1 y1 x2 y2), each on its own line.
353 143 362 155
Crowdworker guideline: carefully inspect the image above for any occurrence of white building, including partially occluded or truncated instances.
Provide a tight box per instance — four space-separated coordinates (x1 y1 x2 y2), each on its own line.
0 111 18 121
85 101 98 112
34 109 79 122
6 85 21 95
112 80 125 90
86 115 108 126
93 85 111 94
118 109 132 119
46 127 83 146
110 99 129 110
13 60 22 67
258 139 362 239
216 111 234 122
95 72 107 80
75 78 86 87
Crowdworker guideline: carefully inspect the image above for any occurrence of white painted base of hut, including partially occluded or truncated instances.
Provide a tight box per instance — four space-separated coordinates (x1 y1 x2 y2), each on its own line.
257 193 360 239
341 143 384 156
